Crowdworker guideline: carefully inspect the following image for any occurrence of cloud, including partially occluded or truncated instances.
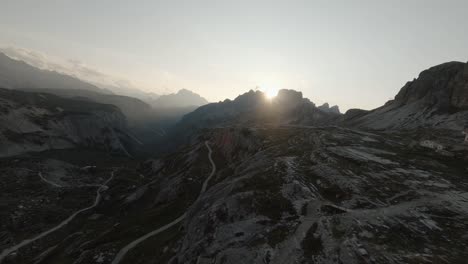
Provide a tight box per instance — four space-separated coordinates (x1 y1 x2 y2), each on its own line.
0 46 140 92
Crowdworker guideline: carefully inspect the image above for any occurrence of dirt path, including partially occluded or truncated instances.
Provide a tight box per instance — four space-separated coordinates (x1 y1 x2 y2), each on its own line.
0 172 114 263
111 141 216 264
38 172 63 188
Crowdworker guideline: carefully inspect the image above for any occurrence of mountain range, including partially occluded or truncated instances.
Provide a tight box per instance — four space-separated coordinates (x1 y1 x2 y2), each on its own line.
0 52 208 112
0 52 211 154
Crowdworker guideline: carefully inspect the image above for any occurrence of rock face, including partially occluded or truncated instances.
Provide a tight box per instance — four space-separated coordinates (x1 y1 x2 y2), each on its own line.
394 62 468 110
149 89 209 108
0 88 131 157
275 89 305 110
318 103 341 114
346 61 468 130
19 88 153 125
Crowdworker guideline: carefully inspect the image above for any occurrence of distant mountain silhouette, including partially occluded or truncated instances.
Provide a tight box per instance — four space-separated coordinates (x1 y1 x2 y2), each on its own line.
148 89 208 108
0 52 109 93
179 89 339 127
0 53 211 154
318 103 341 114
165 89 340 148
99 83 161 103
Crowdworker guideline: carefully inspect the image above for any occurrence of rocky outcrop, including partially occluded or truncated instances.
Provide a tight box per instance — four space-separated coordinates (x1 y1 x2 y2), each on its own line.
0 88 131 157
167 89 340 148
393 62 468 110
275 89 306 111
318 103 341 114
346 61 468 130
177 89 337 128
19 88 153 125
343 108 369 120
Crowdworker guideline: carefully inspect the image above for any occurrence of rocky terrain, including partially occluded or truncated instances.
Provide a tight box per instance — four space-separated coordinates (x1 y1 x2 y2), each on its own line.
179 126 468 264
345 61 468 131
0 136 215 263
0 88 132 157
1 126 467 264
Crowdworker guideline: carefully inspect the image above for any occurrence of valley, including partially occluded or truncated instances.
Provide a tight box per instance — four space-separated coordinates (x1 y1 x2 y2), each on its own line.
1 125 467 263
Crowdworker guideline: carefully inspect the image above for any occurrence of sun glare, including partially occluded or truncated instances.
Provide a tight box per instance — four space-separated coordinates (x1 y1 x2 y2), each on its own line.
263 87 279 99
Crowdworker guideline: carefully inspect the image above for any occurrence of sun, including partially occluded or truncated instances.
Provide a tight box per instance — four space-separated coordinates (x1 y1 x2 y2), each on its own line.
262 87 279 99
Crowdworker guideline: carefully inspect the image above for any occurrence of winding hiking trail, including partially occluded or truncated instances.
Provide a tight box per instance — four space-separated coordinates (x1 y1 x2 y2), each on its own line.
111 141 216 264
200 141 217 195
0 172 115 263
38 172 63 188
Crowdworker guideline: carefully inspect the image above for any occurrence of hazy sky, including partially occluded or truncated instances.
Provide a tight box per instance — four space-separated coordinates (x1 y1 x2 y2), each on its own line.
1 0 467 111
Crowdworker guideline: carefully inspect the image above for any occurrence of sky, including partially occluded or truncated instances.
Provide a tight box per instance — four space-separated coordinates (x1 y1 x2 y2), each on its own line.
0 0 467 111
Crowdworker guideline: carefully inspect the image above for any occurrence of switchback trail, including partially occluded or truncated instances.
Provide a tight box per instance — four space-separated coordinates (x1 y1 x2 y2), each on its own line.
111 141 216 264
0 172 115 263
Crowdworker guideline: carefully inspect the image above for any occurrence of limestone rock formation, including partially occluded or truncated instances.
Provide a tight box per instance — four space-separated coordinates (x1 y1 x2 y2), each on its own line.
318 102 341 114
0 88 131 157
345 61 468 130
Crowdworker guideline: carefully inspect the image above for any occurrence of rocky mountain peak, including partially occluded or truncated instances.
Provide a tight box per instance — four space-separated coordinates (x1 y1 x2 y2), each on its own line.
344 61 468 130
233 89 265 106
393 61 468 111
330 105 340 114
170 88 342 148
319 102 330 109
318 102 341 114
225 88 313 112
273 89 305 110
275 89 303 102
150 89 209 108
177 88 197 95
